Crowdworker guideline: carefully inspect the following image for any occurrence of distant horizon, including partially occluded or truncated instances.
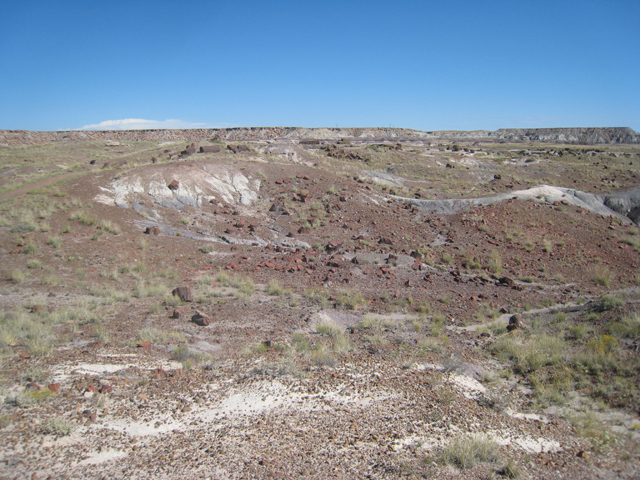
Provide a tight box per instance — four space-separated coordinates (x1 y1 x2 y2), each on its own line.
1 125 638 133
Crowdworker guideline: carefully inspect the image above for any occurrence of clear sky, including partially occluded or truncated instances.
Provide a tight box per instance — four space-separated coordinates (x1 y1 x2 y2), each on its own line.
1 0 638 131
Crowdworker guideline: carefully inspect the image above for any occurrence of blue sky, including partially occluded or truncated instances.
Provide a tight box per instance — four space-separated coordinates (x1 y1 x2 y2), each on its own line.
1 0 638 131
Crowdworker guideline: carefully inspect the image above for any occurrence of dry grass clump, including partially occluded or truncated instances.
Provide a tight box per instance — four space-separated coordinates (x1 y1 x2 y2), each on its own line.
337 290 366 310
315 320 343 337
215 272 254 297
439 434 500 469
303 287 330 308
69 210 96 226
42 417 75 436
593 266 613 287
267 279 292 296
488 250 503 273
10 269 26 284
27 259 42 269
138 327 185 344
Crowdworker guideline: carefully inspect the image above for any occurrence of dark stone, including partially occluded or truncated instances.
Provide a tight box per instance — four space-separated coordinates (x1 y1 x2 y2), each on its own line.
191 311 211 326
168 180 180 191
172 287 193 302
200 145 221 153
507 314 528 332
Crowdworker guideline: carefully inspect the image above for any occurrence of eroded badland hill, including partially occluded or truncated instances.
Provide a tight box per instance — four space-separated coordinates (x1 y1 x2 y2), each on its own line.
0 127 639 479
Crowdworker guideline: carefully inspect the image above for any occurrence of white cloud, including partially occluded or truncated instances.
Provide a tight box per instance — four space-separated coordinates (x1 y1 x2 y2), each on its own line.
77 118 227 130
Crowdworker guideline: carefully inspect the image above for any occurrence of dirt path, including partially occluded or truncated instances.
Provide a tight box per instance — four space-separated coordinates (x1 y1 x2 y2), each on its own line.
0 171 85 201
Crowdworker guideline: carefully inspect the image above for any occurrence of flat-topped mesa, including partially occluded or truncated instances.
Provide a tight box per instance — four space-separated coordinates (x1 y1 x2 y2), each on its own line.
0 126 638 146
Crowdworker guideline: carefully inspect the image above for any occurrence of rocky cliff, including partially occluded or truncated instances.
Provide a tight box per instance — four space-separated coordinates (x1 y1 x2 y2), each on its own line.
0 126 638 146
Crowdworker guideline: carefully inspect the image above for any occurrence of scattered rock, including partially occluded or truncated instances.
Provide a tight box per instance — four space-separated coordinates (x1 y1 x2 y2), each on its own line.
172 287 193 302
191 311 211 326
507 314 529 332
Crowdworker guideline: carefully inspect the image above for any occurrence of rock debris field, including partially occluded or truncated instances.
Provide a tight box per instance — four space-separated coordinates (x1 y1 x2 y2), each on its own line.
0 127 639 479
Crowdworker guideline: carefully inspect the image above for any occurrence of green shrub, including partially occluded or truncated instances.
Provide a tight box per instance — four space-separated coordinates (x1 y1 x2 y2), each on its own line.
10 222 36 234
598 295 623 312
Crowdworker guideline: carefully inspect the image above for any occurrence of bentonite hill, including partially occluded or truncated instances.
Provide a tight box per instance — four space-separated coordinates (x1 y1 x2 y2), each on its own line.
0 127 639 479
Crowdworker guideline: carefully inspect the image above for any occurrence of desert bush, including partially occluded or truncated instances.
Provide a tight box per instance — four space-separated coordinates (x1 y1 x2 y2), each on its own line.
10 222 36 234
493 333 565 374
171 344 211 365
439 434 500 469
337 290 366 310
303 287 330 308
27 259 42 269
196 274 214 287
250 359 302 378
42 417 75 436
48 236 62 248
10 269 26 284
94 326 110 344
606 312 640 339
316 320 343 337
593 266 612 287
69 210 96 226
133 281 167 298
331 334 352 354
199 244 214 253
138 327 185 344
620 236 640 249
598 295 623 312
310 348 337 367
291 333 310 353
267 279 292 296
442 254 454 264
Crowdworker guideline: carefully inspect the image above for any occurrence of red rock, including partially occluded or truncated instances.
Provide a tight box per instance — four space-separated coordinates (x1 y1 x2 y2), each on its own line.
191 310 211 326
86 385 99 393
99 384 113 394
30 305 46 313
167 180 180 190
172 309 185 319
138 340 152 349
48 383 60 392
19 352 31 358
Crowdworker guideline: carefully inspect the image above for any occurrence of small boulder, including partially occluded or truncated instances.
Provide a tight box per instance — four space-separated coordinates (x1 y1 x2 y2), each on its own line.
168 180 180 191
172 287 193 302
506 314 528 332
191 311 211 327
144 226 161 235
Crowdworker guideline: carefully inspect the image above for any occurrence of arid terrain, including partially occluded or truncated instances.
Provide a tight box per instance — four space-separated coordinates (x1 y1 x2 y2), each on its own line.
0 127 639 479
